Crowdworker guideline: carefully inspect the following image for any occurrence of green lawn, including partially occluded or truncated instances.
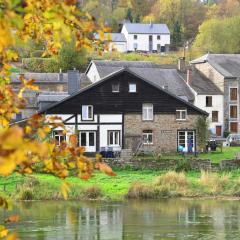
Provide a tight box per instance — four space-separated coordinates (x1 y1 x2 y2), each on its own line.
1 168 240 201
195 146 240 163
134 147 240 163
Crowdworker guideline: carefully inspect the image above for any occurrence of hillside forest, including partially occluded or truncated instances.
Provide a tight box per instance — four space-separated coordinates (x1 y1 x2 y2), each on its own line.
80 0 240 53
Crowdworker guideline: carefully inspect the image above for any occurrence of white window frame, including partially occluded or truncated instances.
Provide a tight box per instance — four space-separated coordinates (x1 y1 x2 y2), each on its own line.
53 130 66 146
229 87 238 101
82 105 93 121
176 109 187 121
133 43 138 51
129 83 137 93
177 130 195 152
142 130 153 145
112 83 120 93
108 131 120 146
142 103 153 121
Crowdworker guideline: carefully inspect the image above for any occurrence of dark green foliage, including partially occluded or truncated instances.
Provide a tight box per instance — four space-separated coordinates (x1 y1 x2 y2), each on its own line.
174 159 191 172
172 21 182 48
126 8 133 22
196 116 210 151
57 41 88 72
30 50 44 58
22 58 59 72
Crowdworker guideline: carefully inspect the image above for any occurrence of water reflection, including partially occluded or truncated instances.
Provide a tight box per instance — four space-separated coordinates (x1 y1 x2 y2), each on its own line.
1 200 240 239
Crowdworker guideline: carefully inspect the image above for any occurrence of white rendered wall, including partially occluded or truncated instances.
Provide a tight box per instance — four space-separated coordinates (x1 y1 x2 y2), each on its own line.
123 33 170 52
86 62 101 83
100 114 122 123
109 42 127 53
99 124 122 148
194 95 224 135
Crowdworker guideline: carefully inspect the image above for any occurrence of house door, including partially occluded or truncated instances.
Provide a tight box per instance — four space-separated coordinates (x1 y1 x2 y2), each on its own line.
149 35 153 52
79 131 96 152
178 130 195 152
216 126 222 137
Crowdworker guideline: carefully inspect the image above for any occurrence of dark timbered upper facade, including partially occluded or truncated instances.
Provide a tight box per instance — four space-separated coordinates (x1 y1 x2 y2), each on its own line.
42 69 208 153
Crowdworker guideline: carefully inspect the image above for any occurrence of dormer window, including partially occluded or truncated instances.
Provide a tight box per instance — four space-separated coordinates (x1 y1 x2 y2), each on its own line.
129 83 136 93
82 105 93 120
176 110 187 121
112 83 119 93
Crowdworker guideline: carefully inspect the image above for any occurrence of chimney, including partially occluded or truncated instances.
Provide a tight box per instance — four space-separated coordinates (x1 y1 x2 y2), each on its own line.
187 69 193 85
178 57 186 72
149 20 153 28
67 69 80 95
58 69 63 81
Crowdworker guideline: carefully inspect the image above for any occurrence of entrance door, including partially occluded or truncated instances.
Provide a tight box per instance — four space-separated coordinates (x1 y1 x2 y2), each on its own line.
178 131 195 152
149 35 153 52
216 126 222 137
79 131 96 152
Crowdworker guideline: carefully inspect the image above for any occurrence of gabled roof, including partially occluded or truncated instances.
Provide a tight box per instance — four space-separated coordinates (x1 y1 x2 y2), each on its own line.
123 23 170 34
191 54 240 78
179 69 223 95
86 60 194 101
40 68 208 116
94 33 127 42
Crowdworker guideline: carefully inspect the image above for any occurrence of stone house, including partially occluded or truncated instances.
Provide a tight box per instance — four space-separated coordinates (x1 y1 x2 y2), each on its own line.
191 54 240 135
40 68 207 153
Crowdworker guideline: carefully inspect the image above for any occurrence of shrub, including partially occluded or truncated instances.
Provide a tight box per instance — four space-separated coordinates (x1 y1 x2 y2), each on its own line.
174 159 191 172
199 171 230 194
83 186 102 199
30 50 44 58
18 188 34 200
127 182 154 199
154 171 189 190
22 58 59 72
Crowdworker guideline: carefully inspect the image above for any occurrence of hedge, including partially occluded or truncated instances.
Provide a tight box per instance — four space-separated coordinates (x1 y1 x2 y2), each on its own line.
22 58 60 72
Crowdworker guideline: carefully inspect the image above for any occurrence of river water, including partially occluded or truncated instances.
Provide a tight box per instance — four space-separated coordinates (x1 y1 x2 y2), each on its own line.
2 199 240 239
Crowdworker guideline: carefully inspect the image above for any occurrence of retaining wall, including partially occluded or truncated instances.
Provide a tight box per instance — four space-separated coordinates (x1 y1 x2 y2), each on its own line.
102 158 240 171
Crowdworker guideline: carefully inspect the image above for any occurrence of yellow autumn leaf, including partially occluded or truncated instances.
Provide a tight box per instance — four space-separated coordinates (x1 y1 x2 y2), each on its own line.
61 181 70 200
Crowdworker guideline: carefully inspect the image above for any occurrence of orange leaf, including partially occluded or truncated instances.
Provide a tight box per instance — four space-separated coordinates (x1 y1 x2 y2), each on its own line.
98 163 116 176
5 215 19 224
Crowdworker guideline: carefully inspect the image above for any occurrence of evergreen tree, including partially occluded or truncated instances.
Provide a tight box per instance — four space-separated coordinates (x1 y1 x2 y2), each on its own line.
126 8 133 22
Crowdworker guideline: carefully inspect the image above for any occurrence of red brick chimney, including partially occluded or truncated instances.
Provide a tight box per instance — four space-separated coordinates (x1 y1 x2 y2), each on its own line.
187 69 192 85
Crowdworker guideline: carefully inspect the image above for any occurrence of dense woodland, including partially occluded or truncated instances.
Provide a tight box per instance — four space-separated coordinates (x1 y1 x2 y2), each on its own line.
78 0 240 53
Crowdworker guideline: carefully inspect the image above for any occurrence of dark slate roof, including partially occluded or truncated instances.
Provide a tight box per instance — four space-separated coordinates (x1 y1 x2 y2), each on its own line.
37 92 69 102
123 23 170 34
39 68 208 116
88 60 194 101
11 73 68 83
94 33 126 42
191 54 240 78
180 70 223 95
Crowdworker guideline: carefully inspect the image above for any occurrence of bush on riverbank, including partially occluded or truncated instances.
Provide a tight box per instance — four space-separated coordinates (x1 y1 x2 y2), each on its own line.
2 170 240 201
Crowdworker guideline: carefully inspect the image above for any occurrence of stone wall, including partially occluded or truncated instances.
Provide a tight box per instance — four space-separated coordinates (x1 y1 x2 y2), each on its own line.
124 114 200 153
102 158 240 172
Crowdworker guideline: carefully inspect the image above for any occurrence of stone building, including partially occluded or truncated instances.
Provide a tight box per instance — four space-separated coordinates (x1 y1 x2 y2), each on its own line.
41 68 207 153
191 54 240 135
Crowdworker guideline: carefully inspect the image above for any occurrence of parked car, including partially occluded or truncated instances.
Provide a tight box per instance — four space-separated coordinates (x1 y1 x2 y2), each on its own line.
224 134 240 146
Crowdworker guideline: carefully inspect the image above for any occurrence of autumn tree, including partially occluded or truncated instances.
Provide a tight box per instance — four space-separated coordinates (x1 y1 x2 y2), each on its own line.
0 0 114 238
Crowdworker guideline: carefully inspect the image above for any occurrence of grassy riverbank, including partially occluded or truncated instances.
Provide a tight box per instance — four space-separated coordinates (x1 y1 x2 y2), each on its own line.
1 170 240 201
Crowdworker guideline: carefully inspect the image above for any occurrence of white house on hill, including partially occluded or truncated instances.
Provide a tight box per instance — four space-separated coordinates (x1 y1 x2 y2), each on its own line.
95 23 170 53
121 23 170 53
